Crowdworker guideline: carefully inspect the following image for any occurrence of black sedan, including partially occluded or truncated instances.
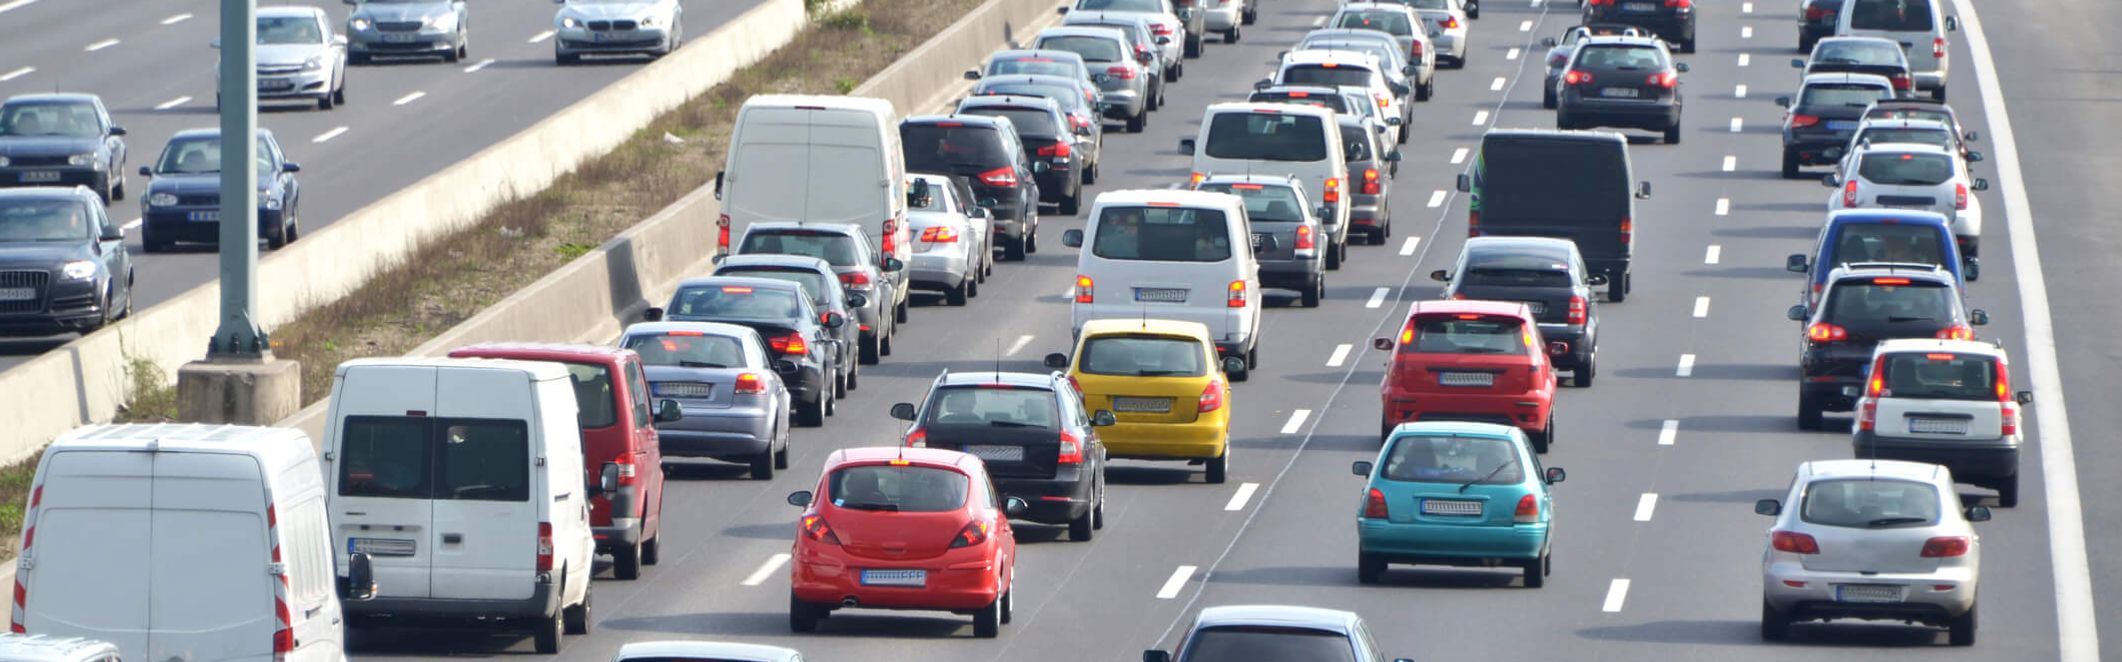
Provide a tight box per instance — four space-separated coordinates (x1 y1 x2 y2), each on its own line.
0 186 132 336
1432 236 1602 386
0 94 128 204
1582 0 1696 53
891 370 1114 541
712 253 867 384
646 276 846 426
1555 36 1688 143
138 128 303 252
955 95 1083 215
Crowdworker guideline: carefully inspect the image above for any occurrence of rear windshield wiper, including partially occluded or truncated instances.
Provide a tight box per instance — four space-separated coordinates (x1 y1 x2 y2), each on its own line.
677 361 729 369
1865 516 1930 528
840 501 901 512
1460 461 1514 493
1886 315 1937 323
988 420 1041 428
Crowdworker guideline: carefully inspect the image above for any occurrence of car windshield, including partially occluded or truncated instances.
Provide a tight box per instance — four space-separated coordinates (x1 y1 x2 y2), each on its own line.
1280 65 1375 88
925 386 1059 428
0 102 100 138
1879 352 1998 401
1848 0 1933 31
1332 12 1411 36
1801 83 1894 109
1250 91 1348 113
1383 435 1524 484
828 465 970 512
1204 112 1327 162
1823 279 1954 330
1801 478 1941 529
1080 334 1206 377
738 230 861 267
623 332 749 369
1041 35 1125 62
1858 152 1954 186
960 106 1060 138
1574 45 1664 70
1853 127 1953 149
1196 183 1306 223
987 57 1078 78
155 137 273 174
667 284 806 324
0 200 91 242
1179 626 1358 662
1833 223 1947 266
902 125 1013 171
1816 41 1904 65
1407 314 1529 354
1091 206 1232 262
257 16 324 45
716 267 830 306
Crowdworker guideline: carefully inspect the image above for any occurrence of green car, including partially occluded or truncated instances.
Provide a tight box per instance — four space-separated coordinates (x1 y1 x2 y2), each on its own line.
1353 421 1565 587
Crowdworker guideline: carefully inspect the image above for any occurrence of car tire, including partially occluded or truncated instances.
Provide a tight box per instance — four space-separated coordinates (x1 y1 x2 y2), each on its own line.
1001 585 1014 624
1678 37 1695 54
1543 87 1557 109
317 91 334 111
1530 419 1552 454
1796 390 1824 430
845 360 859 390
111 176 125 202
266 221 289 250
1205 446 1229 484
833 368 847 399
1417 80 1433 102
775 438 790 469
1949 604 1976 646
798 393 826 427
1357 552 1385 584
1782 148 1802 179
1069 507 1094 541
1468 4 1481 18
1999 476 2019 508
533 608 563 653
613 539 643 580
973 596 1002 638
1170 61 1184 82
1243 6 1258 24
1325 239 1343 270
1061 190 1081 215
1760 599 1791 641
641 534 661 565
1184 34 1202 58
1083 161 1097 185
750 447 775 480
444 45 460 63
1606 272 1627 302
1664 120 1682 144
859 333 881 365
565 581 591 634
967 276 980 298
895 298 910 323
1798 34 1817 54
1224 28 1239 43
1380 415 1395 442
1521 554 1546 588
1092 484 1106 529
824 384 836 416
1302 275 1323 307
1025 224 1039 254
947 281 969 306
1126 111 1146 133
789 592 824 633
1573 351 1596 387
1932 85 1947 102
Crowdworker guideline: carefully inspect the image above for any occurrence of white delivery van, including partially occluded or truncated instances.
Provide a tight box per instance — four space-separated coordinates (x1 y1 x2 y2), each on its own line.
0 635 122 662
715 95 913 294
10 423 375 662
1061 189 1265 380
322 358 599 654
1835 0 1956 100
1181 102 1350 247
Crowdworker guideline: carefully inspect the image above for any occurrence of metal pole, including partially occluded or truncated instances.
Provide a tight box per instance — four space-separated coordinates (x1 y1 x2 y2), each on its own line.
213 0 267 357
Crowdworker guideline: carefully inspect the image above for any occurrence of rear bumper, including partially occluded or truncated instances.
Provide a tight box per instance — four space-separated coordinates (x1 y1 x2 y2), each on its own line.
660 406 777 458
1586 11 1694 41
595 517 643 551
1100 89 1145 118
1559 98 1680 130
1762 562 1976 620
909 254 969 291
1538 326 1590 368
348 583 558 620
143 208 287 242
1358 519 1547 561
997 468 1095 524
1204 5 1241 30
349 31 461 54
1101 418 1226 460
1382 392 1551 432
0 167 102 189
1784 135 1854 165
1852 431 2017 483
792 549 1001 611
1258 258 1321 288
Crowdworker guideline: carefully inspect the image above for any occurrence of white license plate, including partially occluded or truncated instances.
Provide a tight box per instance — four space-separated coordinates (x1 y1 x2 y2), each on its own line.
1908 417 1970 434
593 31 629 41
654 382 712 399
859 569 927 587
259 79 294 91
1438 372 1495 387
188 211 220 222
1622 1 1657 10
18 171 60 183
349 537 416 557
1600 87 1640 98
381 33 418 43
1520 301 1548 315
1112 396 1172 413
1134 287 1188 303
1421 499 1482 516
1836 584 1905 603
963 445 1026 462
0 288 35 301
1251 233 1270 250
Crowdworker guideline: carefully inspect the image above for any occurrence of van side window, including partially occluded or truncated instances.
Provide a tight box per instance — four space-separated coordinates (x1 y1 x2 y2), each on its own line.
339 416 531 503
626 360 653 426
565 363 619 430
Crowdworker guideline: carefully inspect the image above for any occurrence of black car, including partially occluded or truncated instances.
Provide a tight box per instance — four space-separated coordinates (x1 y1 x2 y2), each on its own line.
956 95 1082 216
138 128 303 252
1776 73 1896 178
713 254 867 389
1798 0 1844 52
732 222 904 366
646 276 845 426
0 187 132 336
890 370 1114 540
970 75 1106 184
1459 130 1649 301
1582 0 1696 53
0 94 128 204
1555 37 1688 144
1787 264 1987 430
901 115 1044 260
1432 236 1602 385
1794 37 1913 95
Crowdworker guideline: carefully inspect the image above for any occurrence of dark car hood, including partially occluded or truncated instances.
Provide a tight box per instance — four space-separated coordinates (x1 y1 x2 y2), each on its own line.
0 241 90 267
147 173 272 196
0 136 97 157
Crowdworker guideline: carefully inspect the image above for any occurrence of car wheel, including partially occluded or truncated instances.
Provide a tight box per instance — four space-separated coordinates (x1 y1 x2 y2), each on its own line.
459 34 470 60
1574 349 1596 387
111 176 125 202
789 592 823 633
775 438 790 469
1024 223 1039 254
641 534 660 565
1003 235 1027 261
967 276 980 298
1068 506 1094 541
1782 148 1801 179
859 333 881 364
1126 111 1145 133
1357 552 1385 584
947 280 969 306
1170 61 1184 81
1932 85 1947 102
1760 599 1792 641
1417 80 1433 102
613 539 643 580
1242 6 1256 24
1302 275 1323 307
285 211 301 243
798 393 826 427
1530 419 1552 454
973 596 1002 638
845 360 859 390
1000 584 1014 624
895 298 910 323
1998 475 2019 508
1798 34 1817 53
443 44 460 63
317 91 335 111
1082 160 1097 185
750 447 775 480
266 221 289 250
533 607 563 653
1664 120 1682 144
1184 34 1202 58
1521 554 1546 588
1224 28 1239 43
1543 86 1557 109
823 385 836 416
1678 37 1695 54
1325 239 1343 270
1204 446 1229 484
1091 484 1105 529
1949 604 1977 646
1606 272 1627 302
1061 189 1081 216
833 368 847 399
1796 390 1824 430
881 329 894 356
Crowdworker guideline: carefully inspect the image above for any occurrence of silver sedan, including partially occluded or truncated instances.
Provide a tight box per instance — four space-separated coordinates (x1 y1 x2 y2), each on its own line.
618 320 794 479
345 0 470 64
554 0 684 64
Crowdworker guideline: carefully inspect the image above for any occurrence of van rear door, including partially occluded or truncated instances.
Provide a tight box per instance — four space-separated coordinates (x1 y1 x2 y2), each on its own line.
332 365 440 599
148 452 275 662
22 451 154 655
431 368 540 601
1471 137 1631 264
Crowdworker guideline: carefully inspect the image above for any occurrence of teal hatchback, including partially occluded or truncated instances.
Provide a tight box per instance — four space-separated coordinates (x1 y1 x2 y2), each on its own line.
1353 421 1565 588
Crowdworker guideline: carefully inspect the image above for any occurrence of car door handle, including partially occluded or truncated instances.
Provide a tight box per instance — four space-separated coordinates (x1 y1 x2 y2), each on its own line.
442 533 463 544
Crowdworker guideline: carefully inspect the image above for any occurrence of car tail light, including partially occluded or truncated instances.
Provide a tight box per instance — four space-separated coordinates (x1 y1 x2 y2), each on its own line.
920 226 960 243
1361 168 1380 195
1790 113 1822 129
905 426 928 447
1619 216 1632 248
1933 37 1947 59
1449 292 1468 300
1189 171 1206 186
1955 182 1968 210
1409 40 1424 58
1866 355 1888 397
1806 323 1848 343
979 165 1018 187
613 452 640 486
717 214 732 253
1058 431 1084 464
1198 379 1225 413
1857 397 1878 431
273 594 295 659
1514 494 1539 523
1075 275 1094 304
840 270 873 291
536 522 555 572
733 372 768 395
1037 141 1073 158
1226 280 1246 308
1567 296 1587 325
1839 180 1860 207
1375 93 1390 109
1890 74 1912 91
1563 70 1593 86
882 217 898 257
1921 536 1971 558
1805 4 1828 20
1772 530 1821 554
1935 324 1974 341
1363 488 1389 519
1294 224 1316 252
1323 178 1341 203
1586 0 1613 5
1441 16 1459 29
1150 23 1173 36
1070 114 1090 132
949 521 992 548
1066 375 1083 397
1665 0 1692 8
1467 209 1481 236
1105 65 1137 80
802 514 841 544
769 333 809 356
1548 54 1569 67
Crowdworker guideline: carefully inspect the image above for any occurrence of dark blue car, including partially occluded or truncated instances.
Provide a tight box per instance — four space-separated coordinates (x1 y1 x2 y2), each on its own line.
137 128 302 253
1787 209 1967 312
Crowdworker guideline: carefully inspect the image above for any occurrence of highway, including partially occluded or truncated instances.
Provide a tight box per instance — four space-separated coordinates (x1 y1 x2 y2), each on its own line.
0 0 752 364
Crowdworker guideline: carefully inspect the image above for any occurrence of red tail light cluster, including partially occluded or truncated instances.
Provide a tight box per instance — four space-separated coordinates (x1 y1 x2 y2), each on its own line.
1058 431 1084 464
769 334 810 356
1409 40 1424 58
905 426 929 447
1933 37 1947 59
1921 536 1971 558
1105 65 1138 80
1648 71 1678 88
949 521 992 548
841 270 873 290
536 522 555 572
1150 23 1173 36
1037 141 1073 158
1789 113 1822 129
1842 180 1859 208
1361 168 1380 195
1772 530 1821 554
1467 210 1481 236
1995 361 2019 435
1806 322 1848 343
613 452 640 486
1567 296 1587 325
1294 224 1316 251
733 372 768 395
1075 275 1094 304
1198 379 1225 413
1441 16 1459 29
1955 183 1968 210
1226 280 1247 308
1323 178 1341 203
1514 494 1539 523
979 165 1018 187
1935 324 1974 341
802 514 842 544
1618 216 1633 248
1563 70 1593 86
1665 0 1692 8
919 226 960 243
716 213 732 252
1890 74 1913 91
882 218 897 257
1805 5 1830 20
1363 488 1389 519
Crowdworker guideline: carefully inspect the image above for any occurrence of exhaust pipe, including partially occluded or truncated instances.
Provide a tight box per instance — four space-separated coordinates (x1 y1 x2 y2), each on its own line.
842 597 860 608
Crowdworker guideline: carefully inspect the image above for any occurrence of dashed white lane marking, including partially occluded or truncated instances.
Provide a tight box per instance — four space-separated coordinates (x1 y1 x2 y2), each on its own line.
529 30 556 43
84 38 120 52
1518 19 1533 32
1735 83 1748 98
1742 1 1754 13
1705 244 1721 264
1721 155 1737 172
1676 354 1696 377
1693 296 1710 318
1006 334 1034 356
1531 0 1541 6
1658 419 1679 446
1398 236 1421 256
1225 483 1260 511
1280 409 1311 435
153 96 191 110
1603 579 1632 612
1730 117 1743 133
1742 25 1753 39
1450 147 1469 164
161 13 192 25
1311 16 1326 27
1471 110 1490 125
1507 47 1521 60
392 91 426 106
0 67 33 82
1714 197 1729 216
1426 190 1447 208
121 218 140 232
1490 76 1506 91
1156 565 1197 599
1365 287 1388 309
1327 344 1352 367
1065 286 1078 299
740 553 791 586
312 126 349 143
0 0 36 14
1633 493 1658 522
1738 53 1751 67
463 58 496 73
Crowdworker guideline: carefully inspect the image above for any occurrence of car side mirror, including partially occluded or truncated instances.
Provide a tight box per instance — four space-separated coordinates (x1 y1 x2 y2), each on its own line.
1055 5 1070 14
1351 460 1373 477
1969 309 1989 326
1372 337 1394 351
210 38 222 49
1786 305 1807 321
1312 204 1332 219
1157 35 1173 45
99 223 123 242
845 292 870 309
2016 391 2034 406
1426 268 1459 284
1964 258 1980 281
964 69 983 80
1221 356 1246 374
282 162 301 173
1032 161 1052 174
1821 174 1840 187
822 311 846 329
596 462 621 496
1004 496 1029 517
642 307 664 322
1586 273 1609 286
883 257 905 272
1389 82 1410 97
340 552 376 601
1402 64 1418 75
1540 37 1558 47
1965 505 1991 522
890 402 918 421
1385 115 1404 126
788 490 814 507
1964 130 1979 141
1755 499 1782 516
109 126 126 136
1386 151 1403 163
1636 181 1652 199
1787 254 1809 272
1945 15 1959 31
1253 78 1272 91
138 165 152 177
1791 58 1807 69
1178 137 1196 155
1092 410 1117 427
1143 652 1173 662
1062 229 1085 248
1774 96 1792 108
1043 353 1071 371
1972 178 1990 191
1544 467 1566 484
1967 151 1983 162
1547 342 1568 357
1674 62 1690 73
1456 173 1471 192
654 399 683 423
774 359 800 375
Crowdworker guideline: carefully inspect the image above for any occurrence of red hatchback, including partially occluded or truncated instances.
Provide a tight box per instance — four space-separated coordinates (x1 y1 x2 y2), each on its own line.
786 447 1025 638
1373 300 1561 452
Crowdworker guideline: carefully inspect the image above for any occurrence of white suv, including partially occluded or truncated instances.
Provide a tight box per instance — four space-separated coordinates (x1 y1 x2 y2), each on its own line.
1826 142 1989 258
1852 338 2031 506
1756 459 1988 646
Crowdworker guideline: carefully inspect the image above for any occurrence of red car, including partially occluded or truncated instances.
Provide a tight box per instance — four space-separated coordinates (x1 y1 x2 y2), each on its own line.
1372 300 1561 452
786 447 1026 638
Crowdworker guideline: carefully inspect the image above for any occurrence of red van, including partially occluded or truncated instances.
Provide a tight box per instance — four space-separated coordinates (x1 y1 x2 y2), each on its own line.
1372 300 1561 452
449 343 677 579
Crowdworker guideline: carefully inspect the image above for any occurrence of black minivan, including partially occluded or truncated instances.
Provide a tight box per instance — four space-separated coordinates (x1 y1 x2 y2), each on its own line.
901 115 1045 260
1457 130 1649 301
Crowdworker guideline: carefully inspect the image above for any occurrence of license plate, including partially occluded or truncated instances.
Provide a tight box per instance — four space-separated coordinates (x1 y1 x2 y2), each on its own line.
593 31 627 41
0 288 35 302
963 445 1026 462
654 382 712 399
1421 499 1482 516
1134 287 1188 303
1251 233 1270 250
1438 372 1495 387
1622 1 1657 10
859 569 927 587
1112 396 1172 413
1600 87 1640 98
1908 417 1970 434
1835 584 1905 603
18 171 59 183
259 79 294 91
188 211 220 222
1827 120 1859 130
1520 301 1548 315
349 537 417 557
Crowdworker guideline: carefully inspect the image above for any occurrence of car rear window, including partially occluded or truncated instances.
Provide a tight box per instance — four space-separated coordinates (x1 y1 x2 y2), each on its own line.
1196 183 1306 223
1382 435 1524 484
1879 352 1997 401
1866 107 1952 124
1402 0 1450 9
1816 41 1904 65
623 332 748 369
829 464 970 512
1832 223 1947 266
669 284 806 323
1077 0 1160 11
1463 266 1573 288
1857 152 1953 186
1249 91 1351 114
1080 334 1207 377
1573 44 1666 70
0 199 92 242
1333 11 1412 36
1279 65 1374 88
716 266 830 306
1476 137 1631 219
1180 626 1358 662
1822 279 1954 330
926 386 1060 429
903 124 1014 171
1092 206 1233 262
1040 35 1125 62
1801 478 1940 529
337 417 530 502
1204 112 1328 162
1406 314 1529 354
1848 0 1933 31
1800 83 1893 109
1303 40 1398 69
982 83 1084 112
960 106 1060 138
1853 127 1952 149
738 230 862 266
986 57 1078 78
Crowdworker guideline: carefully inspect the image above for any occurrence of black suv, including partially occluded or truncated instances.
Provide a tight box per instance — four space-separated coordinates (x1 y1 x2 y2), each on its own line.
956 95 1083 216
0 186 132 336
1432 236 1603 386
1555 37 1689 144
0 94 128 204
1776 73 1896 178
891 370 1114 541
733 222 905 366
1798 0 1844 52
902 115 1043 260
713 254 867 387
647 276 846 426
1787 265 1986 430
1582 0 1697 53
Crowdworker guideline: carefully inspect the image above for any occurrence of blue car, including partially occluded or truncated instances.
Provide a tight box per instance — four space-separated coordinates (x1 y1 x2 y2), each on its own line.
1787 209 1968 312
1353 421 1565 587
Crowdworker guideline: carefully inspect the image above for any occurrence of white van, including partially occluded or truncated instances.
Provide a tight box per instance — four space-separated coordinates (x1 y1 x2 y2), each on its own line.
1181 102 1350 251
322 358 599 654
1835 0 1957 100
0 635 122 662
715 95 913 300
1061 189 1264 379
11 424 374 662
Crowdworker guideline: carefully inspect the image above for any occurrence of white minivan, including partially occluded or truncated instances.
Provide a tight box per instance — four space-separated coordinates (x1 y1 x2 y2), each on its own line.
1181 102 1351 267
1061 189 1264 380
323 358 600 654
11 424 375 662
1835 0 1957 100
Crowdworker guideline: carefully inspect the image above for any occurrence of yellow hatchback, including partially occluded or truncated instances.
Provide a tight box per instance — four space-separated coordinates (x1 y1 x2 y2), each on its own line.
1045 319 1243 483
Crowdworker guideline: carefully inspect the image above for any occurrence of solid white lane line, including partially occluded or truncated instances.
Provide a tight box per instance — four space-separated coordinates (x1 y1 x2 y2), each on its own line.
529 30 555 43
1951 1 2097 657
1450 147 1469 164
1365 287 1388 309
1742 25 1753 39
1705 245 1721 264
1398 236 1420 256
122 218 140 232
1327 344 1352 368
1735 84 1748 98
1658 419 1678 446
1518 19 1532 32
1714 198 1729 216
1312 16 1326 27
1507 47 1521 60
1633 494 1658 522
1603 579 1631 612
162 13 193 25
1722 155 1736 172
1280 409 1311 435
1730 117 1743 133
153 96 191 111
0 0 35 14
1426 190 1447 208
1006 334 1034 356
740 553 791 586
0 67 32 82
1490 77 1506 91
463 58 496 73
1224 483 1260 511
393 91 426 106
1676 354 1696 377
1156 566 1197 599
1738 53 1751 67
312 126 349 143
1693 296 1710 318
84 38 119 52
1471 110 1490 125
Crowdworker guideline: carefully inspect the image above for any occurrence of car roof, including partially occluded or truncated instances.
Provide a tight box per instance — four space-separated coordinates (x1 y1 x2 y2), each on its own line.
1198 173 1302 187
827 446 981 470
904 114 1007 130
1408 299 1534 318
1303 29 1400 44
1817 35 1902 48
170 127 277 141
1 93 100 106
960 95 1061 111
1484 128 1629 145
257 5 323 18
1080 317 1214 339
615 641 800 662
1255 84 1350 96
1283 49 1382 68
937 371 1059 388
1874 337 2006 358
0 187 94 203
1337 3 1418 15
1040 26 1129 41
621 320 765 340
1825 263 1955 284
1803 72 1894 87
716 253 836 271
1580 35 1666 48
1388 421 1521 439
976 74 1091 89
449 342 634 363
991 49 1087 64
1857 117 1954 131
1464 236 1579 260
1802 459 1946 483
1065 13 1154 26
1205 100 1338 119
747 221 865 236
1094 188 1243 210
1825 208 1952 227
1195 605 1362 635
673 275 810 292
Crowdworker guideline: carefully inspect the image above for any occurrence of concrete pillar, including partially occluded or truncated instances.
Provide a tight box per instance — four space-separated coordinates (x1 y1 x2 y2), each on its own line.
176 356 302 425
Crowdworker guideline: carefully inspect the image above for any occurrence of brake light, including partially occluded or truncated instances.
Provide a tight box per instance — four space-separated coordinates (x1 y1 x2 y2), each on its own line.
1648 71 1678 88
1199 379 1225 413
1058 431 1085 464
1857 397 1878 431
1227 280 1246 308
2001 401 2019 436
613 451 639 486
1502 494 1535 523
1994 360 2011 402
840 270 873 291
1375 93 1389 109
1441 16 1459 29
1664 0 1691 8
1323 178 1341 203
1921 536 1970 558
979 165 1018 187
1955 183 1968 210
1933 37 1946 59
1837 180 1859 207
1295 224 1316 251
949 520 992 548
1548 54 1568 67
882 217 897 257
1873 277 1911 285
733 372 768 395
905 426 928 447
1772 530 1820 554
1936 324 1974 341
1038 141 1073 158
1567 296 1587 325
1805 4 1828 20
717 213 731 252
274 592 295 658
1790 113 1822 129
1890 74 1912 91
802 514 841 544
1361 168 1380 195
920 226 960 243
1363 488 1389 519
1619 216 1632 248
1866 354 1888 397
536 522 555 572
1806 323 1848 343
1398 319 1415 344
1410 41 1423 58
1105 65 1137 80
770 333 809 356
1563 70 1593 86
1150 23 1173 36
1467 209 1481 236
1075 275 1094 304
1586 0 1613 5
